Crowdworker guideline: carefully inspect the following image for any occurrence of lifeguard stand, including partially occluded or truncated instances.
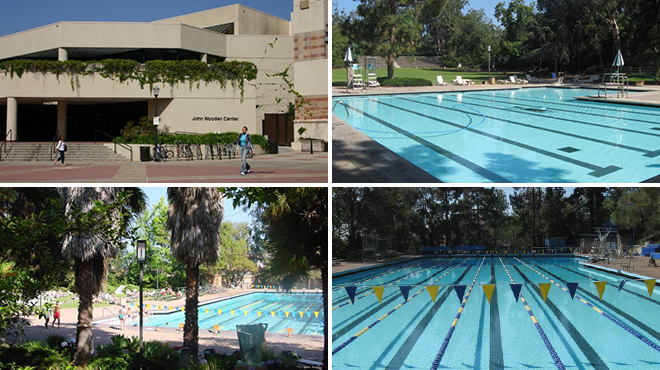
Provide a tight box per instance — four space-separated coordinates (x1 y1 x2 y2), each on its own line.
364 57 380 88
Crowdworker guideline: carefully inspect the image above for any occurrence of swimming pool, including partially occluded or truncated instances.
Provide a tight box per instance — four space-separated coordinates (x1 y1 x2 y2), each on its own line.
332 257 660 369
332 87 660 182
98 292 323 336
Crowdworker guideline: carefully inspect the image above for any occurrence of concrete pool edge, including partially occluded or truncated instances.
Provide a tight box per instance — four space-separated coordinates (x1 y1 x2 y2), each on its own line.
578 261 660 286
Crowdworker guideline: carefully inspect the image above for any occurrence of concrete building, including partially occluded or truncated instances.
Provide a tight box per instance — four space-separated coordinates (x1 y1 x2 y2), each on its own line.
0 2 327 149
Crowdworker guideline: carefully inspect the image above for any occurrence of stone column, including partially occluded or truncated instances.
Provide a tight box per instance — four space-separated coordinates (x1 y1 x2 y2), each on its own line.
6 97 17 141
58 48 68 61
57 101 67 138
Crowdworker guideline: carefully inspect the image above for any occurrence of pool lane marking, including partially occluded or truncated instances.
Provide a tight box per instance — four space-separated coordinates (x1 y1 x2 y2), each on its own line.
342 104 511 183
430 257 487 370
465 92 660 127
332 258 475 355
239 300 264 310
510 262 609 369
332 258 471 342
468 91 660 119
415 96 660 157
515 257 660 353
489 264 504 370
498 258 566 370
333 259 432 292
332 258 460 310
371 100 621 178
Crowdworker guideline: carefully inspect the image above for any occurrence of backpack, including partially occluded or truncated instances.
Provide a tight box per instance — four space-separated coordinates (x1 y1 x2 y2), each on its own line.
64 144 67 152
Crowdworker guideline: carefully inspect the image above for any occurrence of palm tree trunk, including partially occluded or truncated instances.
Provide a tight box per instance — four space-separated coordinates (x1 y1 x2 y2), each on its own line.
322 261 328 370
73 259 95 365
181 264 200 366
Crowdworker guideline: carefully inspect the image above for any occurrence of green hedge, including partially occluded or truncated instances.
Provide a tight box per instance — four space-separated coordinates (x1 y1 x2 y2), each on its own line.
377 77 433 87
114 132 268 151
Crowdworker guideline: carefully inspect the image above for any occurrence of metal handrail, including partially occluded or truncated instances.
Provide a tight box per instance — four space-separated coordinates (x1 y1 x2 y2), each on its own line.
50 130 59 162
174 131 203 136
333 100 350 119
95 130 133 161
0 129 12 161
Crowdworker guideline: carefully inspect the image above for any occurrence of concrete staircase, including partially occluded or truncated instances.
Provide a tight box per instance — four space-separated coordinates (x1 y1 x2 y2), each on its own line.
1 142 129 161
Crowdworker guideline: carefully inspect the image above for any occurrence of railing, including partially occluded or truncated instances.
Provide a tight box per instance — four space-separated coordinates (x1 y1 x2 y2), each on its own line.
101 307 116 320
50 130 59 162
0 129 12 161
332 100 350 120
95 130 133 161
174 131 204 136
598 73 629 99
603 66 655 74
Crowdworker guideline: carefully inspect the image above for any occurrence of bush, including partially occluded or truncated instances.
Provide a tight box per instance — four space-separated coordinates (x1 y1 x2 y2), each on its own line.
115 131 268 151
377 77 433 87
0 342 72 369
444 60 458 68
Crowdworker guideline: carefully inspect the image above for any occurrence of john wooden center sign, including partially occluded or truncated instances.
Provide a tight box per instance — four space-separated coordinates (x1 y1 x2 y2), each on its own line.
192 116 239 122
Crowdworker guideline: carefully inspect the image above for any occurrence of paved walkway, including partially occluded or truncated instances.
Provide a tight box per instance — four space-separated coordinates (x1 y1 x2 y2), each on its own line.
0 152 328 183
580 255 660 281
2 289 324 362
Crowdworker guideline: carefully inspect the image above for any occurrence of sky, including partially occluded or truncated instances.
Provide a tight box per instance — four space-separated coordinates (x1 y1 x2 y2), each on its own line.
0 0 292 37
333 0 512 25
140 187 254 224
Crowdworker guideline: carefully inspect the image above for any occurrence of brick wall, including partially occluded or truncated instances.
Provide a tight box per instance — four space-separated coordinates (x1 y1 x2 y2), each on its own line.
296 95 327 120
294 30 327 61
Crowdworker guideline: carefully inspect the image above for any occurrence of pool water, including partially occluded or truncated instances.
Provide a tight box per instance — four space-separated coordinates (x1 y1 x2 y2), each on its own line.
99 292 323 336
332 88 660 182
332 257 660 369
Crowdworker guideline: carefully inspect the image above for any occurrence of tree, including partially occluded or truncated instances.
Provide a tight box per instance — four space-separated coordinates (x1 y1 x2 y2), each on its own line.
206 222 257 288
61 187 146 365
351 0 425 79
495 0 539 68
167 187 223 366
224 187 328 370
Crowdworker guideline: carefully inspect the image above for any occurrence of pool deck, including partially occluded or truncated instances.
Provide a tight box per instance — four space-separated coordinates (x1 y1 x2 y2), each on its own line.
1 288 324 362
332 255 418 274
332 83 660 183
579 255 660 283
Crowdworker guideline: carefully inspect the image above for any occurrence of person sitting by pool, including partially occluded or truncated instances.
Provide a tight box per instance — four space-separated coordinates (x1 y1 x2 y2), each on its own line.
650 255 657 267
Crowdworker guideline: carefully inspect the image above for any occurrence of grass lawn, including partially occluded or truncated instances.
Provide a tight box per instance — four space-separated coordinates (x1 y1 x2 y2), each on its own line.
57 301 115 310
332 68 513 86
332 68 658 85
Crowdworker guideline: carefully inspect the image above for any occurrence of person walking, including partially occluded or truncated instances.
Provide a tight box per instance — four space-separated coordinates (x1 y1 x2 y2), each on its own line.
53 135 66 167
53 301 61 328
118 305 126 330
238 126 253 175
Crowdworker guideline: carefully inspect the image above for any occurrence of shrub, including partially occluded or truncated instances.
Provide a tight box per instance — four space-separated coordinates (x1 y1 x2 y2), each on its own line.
444 60 458 68
377 77 433 87
114 130 268 151
0 342 71 369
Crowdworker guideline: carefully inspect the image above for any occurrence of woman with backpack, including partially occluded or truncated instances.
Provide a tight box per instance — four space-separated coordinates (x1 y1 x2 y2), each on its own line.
54 135 66 167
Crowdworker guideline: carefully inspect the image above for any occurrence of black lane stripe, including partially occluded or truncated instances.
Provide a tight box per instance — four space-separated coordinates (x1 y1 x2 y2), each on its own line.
533 265 660 344
550 262 660 307
432 94 660 146
344 104 512 182
490 264 504 370
467 92 660 125
409 96 658 157
383 262 475 370
332 264 456 339
371 100 621 178
512 264 609 369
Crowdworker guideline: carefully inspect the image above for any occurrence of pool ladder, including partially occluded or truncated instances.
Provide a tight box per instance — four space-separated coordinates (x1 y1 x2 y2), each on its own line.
598 73 629 99
332 101 350 119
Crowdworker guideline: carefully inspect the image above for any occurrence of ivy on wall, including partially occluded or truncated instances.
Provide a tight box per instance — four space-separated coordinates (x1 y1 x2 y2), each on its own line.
0 59 258 99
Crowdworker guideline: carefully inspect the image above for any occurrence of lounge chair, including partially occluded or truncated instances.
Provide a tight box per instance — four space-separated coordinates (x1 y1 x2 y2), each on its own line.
352 73 364 89
436 76 448 86
511 75 528 84
580 75 599 83
367 72 380 88
551 76 564 85
452 76 469 85
572 75 581 83
526 74 541 83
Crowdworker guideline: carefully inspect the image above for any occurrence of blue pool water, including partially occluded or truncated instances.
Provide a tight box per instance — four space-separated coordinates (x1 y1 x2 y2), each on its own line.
332 88 660 182
99 292 323 336
332 257 660 369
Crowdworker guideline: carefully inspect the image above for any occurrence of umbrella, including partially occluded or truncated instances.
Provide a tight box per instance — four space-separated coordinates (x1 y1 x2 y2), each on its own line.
612 49 624 74
344 46 353 63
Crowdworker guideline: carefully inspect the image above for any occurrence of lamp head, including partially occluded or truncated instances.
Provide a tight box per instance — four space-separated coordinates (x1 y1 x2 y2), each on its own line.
137 240 147 263
153 86 160 98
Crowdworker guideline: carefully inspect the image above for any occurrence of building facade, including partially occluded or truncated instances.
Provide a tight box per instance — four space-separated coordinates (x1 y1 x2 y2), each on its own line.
0 2 327 148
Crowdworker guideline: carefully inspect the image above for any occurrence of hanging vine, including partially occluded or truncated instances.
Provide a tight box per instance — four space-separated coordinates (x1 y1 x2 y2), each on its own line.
0 59 257 100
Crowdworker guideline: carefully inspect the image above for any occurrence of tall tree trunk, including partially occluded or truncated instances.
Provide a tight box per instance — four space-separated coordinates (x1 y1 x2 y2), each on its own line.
180 264 200 367
322 261 328 370
73 259 95 365
388 53 395 79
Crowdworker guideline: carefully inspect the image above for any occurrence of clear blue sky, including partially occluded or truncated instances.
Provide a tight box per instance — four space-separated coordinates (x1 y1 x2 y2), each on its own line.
140 187 254 224
0 0 292 37
333 0 511 24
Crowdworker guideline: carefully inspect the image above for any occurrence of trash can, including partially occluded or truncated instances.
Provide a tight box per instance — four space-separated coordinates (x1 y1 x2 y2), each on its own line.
551 73 556 79
236 323 268 365
489 77 496 85
140 146 151 161
268 139 278 154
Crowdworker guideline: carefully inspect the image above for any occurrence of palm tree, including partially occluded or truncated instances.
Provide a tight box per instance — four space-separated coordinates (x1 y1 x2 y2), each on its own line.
61 187 146 365
167 187 224 365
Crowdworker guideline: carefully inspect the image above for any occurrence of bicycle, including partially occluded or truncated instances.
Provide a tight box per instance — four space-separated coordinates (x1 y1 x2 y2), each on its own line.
184 142 194 161
153 144 173 162
196 143 203 160
206 142 215 160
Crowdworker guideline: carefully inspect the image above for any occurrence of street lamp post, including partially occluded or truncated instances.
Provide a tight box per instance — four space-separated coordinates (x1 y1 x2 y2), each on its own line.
153 86 160 161
136 240 147 360
487 45 491 83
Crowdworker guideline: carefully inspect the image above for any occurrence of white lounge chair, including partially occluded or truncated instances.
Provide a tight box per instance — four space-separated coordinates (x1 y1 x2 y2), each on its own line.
436 76 448 86
551 76 564 85
580 75 599 83
452 76 468 86
367 72 380 88
526 74 541 83
572 75 581 83
352 73 364 89
511 75 528 84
